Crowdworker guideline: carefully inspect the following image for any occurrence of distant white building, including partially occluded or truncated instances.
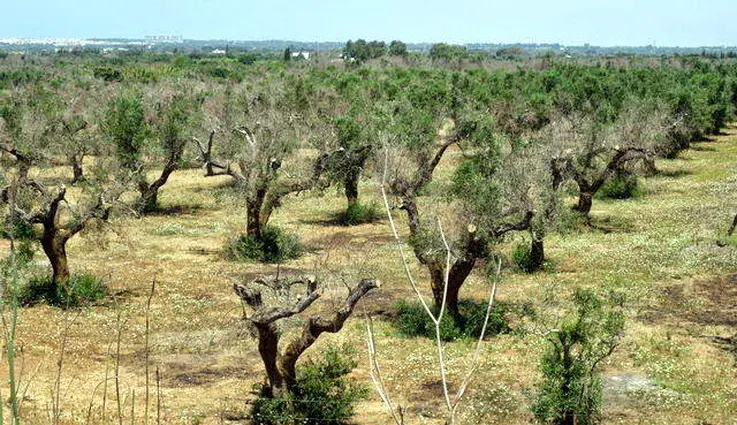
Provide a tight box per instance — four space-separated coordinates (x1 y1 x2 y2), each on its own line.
145 35 183 43
291 51 311 60
211 49 227 55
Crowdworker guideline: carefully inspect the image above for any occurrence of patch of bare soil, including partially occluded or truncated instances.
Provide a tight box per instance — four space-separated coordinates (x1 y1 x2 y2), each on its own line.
693 273 737 326
156 357 257 388
405 379 458 419
640 274 737 327
166 364 251 388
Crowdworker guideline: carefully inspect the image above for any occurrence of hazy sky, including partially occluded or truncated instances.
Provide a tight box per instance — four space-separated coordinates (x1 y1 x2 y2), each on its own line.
3 0 735 46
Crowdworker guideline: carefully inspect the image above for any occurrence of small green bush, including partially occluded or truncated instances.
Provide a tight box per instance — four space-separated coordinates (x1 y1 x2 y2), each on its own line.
251 346 368 425
392 299 510 341
596 171 642 200
92 66 123 82
224 226 303 263
512 242 535 273
17 273 106 307
531 289 625 425
339 202 379 226
2 220 35 240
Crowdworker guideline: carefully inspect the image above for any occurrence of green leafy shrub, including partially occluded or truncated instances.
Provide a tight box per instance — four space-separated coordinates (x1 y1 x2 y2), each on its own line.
2 219 35 240
531 289 625 425
1 220 37 265
513 242 535 273
392 299 510 341
17 273 106 308
251 346 368 425
224 226 303 263
596 171 642 200
339 202 379 226
92 66 123 82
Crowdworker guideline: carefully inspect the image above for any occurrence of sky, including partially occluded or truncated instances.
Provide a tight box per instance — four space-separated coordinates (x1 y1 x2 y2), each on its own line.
3 0 736 47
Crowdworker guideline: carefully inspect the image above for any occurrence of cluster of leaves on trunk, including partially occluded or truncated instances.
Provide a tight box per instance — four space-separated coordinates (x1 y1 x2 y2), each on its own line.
251 346 369 425
392 298 510 341
531 289 626 425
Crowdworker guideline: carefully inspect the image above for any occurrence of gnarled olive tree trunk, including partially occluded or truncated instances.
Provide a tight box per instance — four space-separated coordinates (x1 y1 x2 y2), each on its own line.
11 185 111 290
234 276 379 397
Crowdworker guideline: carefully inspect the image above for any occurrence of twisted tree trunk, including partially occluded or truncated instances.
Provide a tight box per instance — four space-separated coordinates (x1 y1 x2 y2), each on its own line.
234 277 379 398
344 170 360 209
574 191 594 216
69 154 85 184
529 234 545 273
41 233 70 288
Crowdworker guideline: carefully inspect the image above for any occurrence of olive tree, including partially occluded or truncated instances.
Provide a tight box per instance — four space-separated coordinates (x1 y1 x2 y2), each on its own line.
548 100 671 217
195 76 334 239
5 182 116 288
233 274 379 398
321 74 381 217
382 75 534 322
0 86 56 182
366 193 505 425
104 83 201 214
53 79 108 184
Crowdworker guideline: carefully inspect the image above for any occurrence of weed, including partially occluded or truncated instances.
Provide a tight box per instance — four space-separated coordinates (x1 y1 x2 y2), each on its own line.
224 225 303 263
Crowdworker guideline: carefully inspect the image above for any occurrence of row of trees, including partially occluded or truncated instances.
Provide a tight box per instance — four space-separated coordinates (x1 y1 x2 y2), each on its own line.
3 59 736 308
343 39 408 64
2 57 736 424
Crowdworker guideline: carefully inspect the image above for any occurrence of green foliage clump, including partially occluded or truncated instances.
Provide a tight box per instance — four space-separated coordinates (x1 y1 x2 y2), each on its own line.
92 66 123 82
531 289 626 425
596 171 642 200
104 93 149 170
339 202 379 226
1 220 36 264
392 299 510 341
17 273 106 308
512 242 536 273
224 226 303 263
251 346 368 425
429 43 468 61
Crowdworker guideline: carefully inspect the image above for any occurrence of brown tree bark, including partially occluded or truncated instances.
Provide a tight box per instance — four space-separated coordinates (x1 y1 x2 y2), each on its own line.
234 277 379 398
10 184 112 292
344 170 360 209
529 236 545 273
574 191 594 216
136 152 181 214
729 213 737 237
40 233 70 287
246 190 267 238
69 155 85 184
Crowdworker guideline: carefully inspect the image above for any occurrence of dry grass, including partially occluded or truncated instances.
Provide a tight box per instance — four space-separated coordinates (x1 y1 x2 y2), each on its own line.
3 126 737 424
